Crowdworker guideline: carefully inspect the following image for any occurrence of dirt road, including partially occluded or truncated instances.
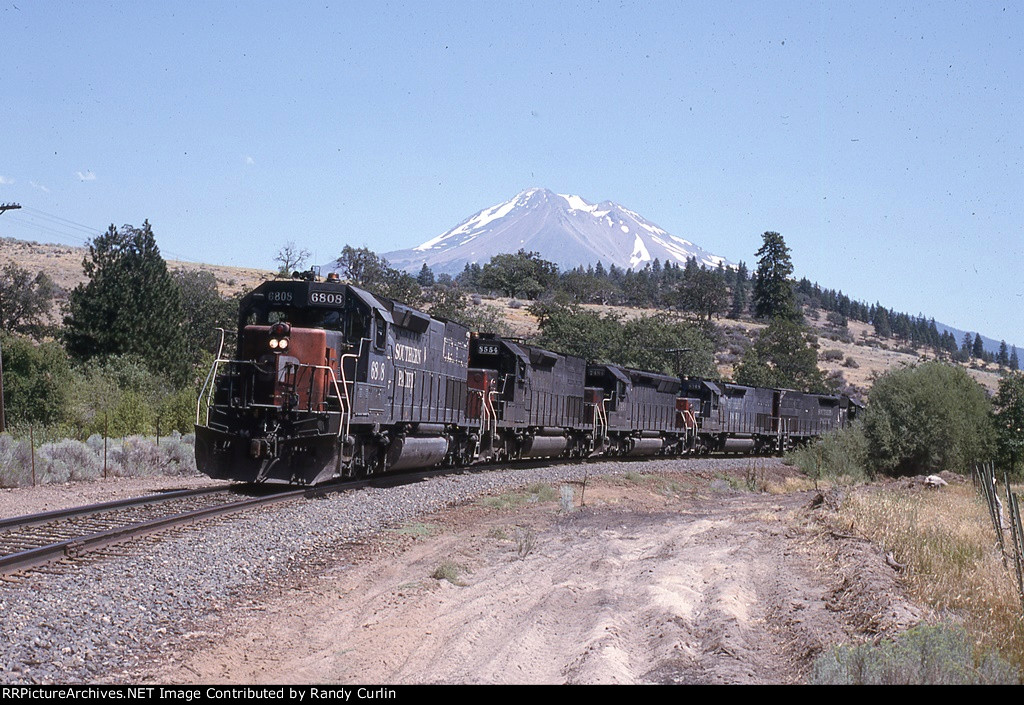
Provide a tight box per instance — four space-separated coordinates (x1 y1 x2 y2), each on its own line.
146 470 921 685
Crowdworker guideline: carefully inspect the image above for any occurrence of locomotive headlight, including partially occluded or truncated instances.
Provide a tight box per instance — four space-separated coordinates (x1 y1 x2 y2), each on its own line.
269 338 280 350
278 338 289 350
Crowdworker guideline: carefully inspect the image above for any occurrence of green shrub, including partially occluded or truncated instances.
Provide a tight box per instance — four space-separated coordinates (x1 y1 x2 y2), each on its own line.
111 435 198 477
993 372 1024 476
526 482 558 502
787 423 870 482
810 622 1018 685
863 362 993 475
0 434 34 488
38 439 104 483
157 386 199 435
0 333 74 427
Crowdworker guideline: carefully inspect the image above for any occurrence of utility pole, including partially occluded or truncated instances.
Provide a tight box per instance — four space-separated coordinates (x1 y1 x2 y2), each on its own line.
666 347 693 377
0 203 20 432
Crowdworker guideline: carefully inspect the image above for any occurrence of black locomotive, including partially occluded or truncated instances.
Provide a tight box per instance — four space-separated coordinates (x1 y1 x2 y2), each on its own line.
195 276 860 484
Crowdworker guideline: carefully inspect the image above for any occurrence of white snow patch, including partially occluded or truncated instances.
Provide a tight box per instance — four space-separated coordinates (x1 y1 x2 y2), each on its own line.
651 235 695 263
620 225 629 233
413 232 452 251
557 193 600 213
414 195 521 250
638 221 667 236
630 234 651 268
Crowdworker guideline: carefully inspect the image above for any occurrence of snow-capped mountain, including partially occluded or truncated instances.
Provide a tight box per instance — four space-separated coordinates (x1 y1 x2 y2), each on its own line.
380 188 731 275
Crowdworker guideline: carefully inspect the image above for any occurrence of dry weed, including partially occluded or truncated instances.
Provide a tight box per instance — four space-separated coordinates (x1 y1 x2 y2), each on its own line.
837 483 1024 671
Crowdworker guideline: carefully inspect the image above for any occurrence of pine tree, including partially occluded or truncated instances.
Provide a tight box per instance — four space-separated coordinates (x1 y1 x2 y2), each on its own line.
873 306 892 339
973 333 985 359
752 231 799 321
962 333 974 358
417 263 435 287
730 261 748 318
64 221 188 382
1011 346 1020 371
998 341 1010 367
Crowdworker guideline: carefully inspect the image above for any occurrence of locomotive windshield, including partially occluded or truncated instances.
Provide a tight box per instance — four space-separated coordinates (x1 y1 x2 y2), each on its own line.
242 305 369 344
239 283 376 347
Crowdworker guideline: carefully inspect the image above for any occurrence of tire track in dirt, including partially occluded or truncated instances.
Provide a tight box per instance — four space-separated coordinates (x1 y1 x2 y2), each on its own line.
147 475 922 685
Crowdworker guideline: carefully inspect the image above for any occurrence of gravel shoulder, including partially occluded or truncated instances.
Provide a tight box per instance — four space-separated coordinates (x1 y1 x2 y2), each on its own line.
0 459 923 685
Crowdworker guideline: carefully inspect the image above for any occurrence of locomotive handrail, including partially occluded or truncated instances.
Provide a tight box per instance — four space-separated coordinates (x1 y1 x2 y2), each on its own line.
197 356 232 426
680 409 697 432
196 357 350 432
470 388 497 439
593 398 609 440
470 388 488 430
338 352 359 441
486 390 499 437
197 341 357 444
285 362 347 439
196 328 228 426
335 337 370 444
197 358 267 426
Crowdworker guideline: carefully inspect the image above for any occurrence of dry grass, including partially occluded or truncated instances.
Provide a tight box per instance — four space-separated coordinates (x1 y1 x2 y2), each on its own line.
430 560 466 586
0 237 272 299
765 475 820 494
812 318 1003 394
477 482 559 510
836 483 1024 669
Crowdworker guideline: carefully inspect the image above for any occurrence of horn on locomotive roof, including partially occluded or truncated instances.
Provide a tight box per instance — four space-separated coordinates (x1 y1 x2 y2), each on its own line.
291 266 321 281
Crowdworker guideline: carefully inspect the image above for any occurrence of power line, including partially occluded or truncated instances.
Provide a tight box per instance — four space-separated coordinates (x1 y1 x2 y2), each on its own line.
4 214 92 247
4 205 206 265
21 206 101 235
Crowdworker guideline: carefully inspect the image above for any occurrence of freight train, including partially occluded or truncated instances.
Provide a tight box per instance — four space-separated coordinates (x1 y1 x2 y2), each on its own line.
194 275 860 484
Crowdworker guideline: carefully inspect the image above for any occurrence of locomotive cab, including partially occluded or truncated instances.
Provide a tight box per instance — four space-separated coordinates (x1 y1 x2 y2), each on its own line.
195 278 379 484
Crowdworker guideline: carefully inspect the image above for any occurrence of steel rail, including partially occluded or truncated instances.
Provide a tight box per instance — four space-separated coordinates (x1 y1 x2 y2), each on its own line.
0 486 230 533
0 487 312 576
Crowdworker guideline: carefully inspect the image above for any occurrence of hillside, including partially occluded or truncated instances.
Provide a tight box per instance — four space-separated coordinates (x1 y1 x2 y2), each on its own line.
0 237 1007 394
471 295 1005 394
0 237 272 300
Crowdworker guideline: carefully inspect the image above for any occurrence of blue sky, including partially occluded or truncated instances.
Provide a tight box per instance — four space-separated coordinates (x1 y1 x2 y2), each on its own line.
1 1 1021 346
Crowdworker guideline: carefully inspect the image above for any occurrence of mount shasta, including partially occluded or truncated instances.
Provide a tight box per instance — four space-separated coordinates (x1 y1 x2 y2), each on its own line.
380 188 731 275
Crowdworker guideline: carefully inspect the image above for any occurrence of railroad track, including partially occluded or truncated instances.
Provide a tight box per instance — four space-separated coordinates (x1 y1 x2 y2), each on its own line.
0 484 317 576
0 463 495 577
0 454 708 578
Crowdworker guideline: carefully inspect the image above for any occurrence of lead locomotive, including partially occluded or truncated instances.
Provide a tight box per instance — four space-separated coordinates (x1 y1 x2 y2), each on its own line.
195 274 859 484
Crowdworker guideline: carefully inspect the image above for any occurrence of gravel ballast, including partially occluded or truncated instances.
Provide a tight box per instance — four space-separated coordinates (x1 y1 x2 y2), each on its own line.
0 457 786 684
